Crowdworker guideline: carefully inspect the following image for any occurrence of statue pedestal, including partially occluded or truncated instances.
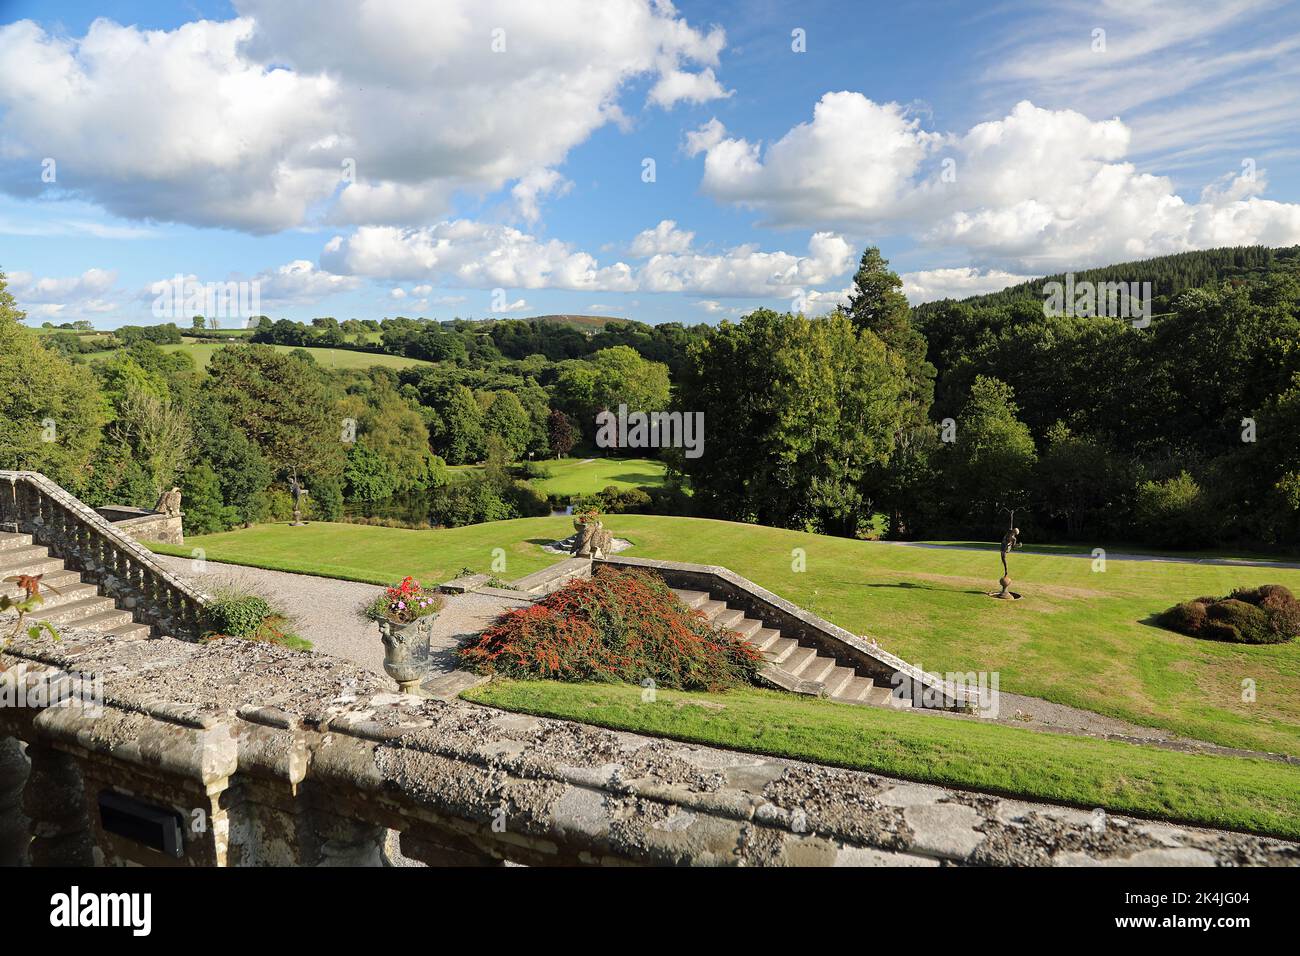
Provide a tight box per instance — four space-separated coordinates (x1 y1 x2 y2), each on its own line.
990 574 1021 600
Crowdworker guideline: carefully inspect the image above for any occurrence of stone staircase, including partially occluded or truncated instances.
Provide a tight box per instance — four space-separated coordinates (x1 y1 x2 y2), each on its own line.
0 531 150 639
672 588 910 709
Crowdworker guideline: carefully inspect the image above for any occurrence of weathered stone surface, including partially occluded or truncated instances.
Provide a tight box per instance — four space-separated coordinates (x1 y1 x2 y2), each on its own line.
2 626 1298 867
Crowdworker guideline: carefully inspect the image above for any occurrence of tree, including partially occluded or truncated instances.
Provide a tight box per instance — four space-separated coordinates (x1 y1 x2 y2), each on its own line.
845 247 936 536
676 309 904 535
205 345 345 485
109 379 194 499
941 376 1037 534
180 464 238 535
548 409 577 458
483 391 531 461
554 346 671 435
427 384 485 464
0 273 107 489
192 316 206 330
343 443 397 502
190 399 273 527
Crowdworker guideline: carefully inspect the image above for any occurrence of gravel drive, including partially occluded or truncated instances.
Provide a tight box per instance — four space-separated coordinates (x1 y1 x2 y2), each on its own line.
155 556 532 684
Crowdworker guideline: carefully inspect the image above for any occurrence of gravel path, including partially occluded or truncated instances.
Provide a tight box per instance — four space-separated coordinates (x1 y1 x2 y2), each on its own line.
154 556 532 686
879 540 1300 569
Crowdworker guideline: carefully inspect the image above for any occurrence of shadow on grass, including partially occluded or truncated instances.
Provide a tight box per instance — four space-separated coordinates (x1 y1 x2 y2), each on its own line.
863 581 987 596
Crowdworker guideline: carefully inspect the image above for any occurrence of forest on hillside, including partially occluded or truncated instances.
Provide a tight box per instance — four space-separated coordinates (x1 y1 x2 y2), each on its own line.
4 244 1299 552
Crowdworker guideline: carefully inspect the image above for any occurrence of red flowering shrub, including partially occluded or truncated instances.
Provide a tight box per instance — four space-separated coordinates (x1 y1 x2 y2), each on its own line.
459 567 763 691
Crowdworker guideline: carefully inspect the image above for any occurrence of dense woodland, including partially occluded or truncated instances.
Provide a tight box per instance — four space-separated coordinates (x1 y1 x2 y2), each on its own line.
3 243 1299 551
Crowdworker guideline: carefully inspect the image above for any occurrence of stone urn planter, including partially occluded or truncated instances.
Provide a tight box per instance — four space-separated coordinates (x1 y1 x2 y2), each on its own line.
363 576 445 694
379 616 435 692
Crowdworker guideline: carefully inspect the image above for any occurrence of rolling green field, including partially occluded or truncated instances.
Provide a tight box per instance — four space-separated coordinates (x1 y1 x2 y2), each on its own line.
464 680 1300 839
150 513 1300 756
87 341 431 370
531 457 668 497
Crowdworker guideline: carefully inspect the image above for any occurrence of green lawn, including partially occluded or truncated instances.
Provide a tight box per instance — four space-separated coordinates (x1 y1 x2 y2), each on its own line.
86 341 431 371
531 457 668 498
465 680 1300 839
150 516 575 586
150 513 1300 756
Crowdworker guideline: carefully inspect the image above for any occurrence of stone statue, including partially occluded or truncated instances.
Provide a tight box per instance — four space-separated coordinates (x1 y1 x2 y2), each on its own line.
154 487 182 517
289 475 309 526
994 524 1021 600
571 515 613 559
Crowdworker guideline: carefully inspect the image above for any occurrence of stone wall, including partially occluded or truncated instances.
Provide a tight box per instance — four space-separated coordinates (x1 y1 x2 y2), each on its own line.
94 507 185 547
1 626 1295 867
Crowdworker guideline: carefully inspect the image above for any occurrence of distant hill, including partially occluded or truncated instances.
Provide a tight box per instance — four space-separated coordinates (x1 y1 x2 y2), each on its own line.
523 314 630 330
913 244 1300 319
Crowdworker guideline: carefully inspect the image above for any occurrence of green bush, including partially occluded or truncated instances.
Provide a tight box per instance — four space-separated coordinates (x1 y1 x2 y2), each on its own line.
1157 584 1299 645
1133 471 1217 548
1205 599 1270 643
204 595 272 638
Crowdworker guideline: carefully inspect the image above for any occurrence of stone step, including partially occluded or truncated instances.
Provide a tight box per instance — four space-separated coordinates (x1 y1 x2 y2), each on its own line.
713 607 745 630
0 531 34 552
822 665 858 698
764 636 798 664
862 684 912 709
664 582 920 712
0 554 66 579
796 653 837 684
0 545 55 571
782 645 817 675
0 568 83 601
35 595 119 625
841 675 877 703
15 581 100 611
101 621 152 640
671 588 710 609
71 608 139 634
696 599 726 621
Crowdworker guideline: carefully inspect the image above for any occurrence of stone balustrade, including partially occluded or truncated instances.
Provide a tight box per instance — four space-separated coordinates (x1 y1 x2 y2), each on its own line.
0 471 207 640
1 626 1296 867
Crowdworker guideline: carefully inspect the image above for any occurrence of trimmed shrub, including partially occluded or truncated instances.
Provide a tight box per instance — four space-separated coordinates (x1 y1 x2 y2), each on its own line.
459 566 763 691
1156 585 1299 645
1205 599 1270 643
204 595 272 638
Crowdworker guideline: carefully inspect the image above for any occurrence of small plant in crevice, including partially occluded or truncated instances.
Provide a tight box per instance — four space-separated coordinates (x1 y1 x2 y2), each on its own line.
459 566 762 691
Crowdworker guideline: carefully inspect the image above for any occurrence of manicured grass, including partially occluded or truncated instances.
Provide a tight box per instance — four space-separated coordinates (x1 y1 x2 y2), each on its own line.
149 516 574 586
86 341 431 371
531 456 668 498
465 679 1300 839
150 513 1300 755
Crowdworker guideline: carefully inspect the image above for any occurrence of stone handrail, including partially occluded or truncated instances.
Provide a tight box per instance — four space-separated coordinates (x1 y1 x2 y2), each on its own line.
0 471 208 639
2 626 1294 867
596 555 980 711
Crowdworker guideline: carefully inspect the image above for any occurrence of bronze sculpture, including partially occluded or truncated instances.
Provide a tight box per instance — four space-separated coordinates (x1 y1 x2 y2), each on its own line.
993 520 1021 600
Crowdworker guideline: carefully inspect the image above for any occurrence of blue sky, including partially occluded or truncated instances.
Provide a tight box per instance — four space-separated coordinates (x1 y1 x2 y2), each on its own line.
2 0 1299 328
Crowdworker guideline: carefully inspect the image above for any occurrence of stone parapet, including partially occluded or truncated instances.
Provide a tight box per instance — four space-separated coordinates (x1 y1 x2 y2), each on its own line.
1 627 1296 867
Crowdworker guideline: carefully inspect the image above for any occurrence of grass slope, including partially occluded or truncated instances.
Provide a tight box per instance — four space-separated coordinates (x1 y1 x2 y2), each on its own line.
151 516 574 586
531 457 668 498
465 680 1300 839
150 513 1300 755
